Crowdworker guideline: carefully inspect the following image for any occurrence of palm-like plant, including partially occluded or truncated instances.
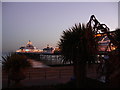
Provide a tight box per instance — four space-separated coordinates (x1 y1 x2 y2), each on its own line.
2 53 31 87
59 23 98 88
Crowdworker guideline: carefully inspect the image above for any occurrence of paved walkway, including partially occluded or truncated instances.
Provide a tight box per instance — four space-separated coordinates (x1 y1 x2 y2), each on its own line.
2 65 73 88
28 59 49 68
2 64 101 88
2 76 71 88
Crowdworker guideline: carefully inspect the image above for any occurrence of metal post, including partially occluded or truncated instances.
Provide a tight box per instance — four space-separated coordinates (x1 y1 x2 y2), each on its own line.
45 70 46 79
59 70 61 79
29 72 30 80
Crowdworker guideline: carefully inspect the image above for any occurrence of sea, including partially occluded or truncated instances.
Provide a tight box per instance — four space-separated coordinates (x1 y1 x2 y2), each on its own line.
1 52 47 68
1 52 64 67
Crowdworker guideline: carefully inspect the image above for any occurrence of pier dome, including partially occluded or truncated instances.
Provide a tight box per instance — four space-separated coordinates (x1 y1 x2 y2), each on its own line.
26 40 34 49
16 40 42 53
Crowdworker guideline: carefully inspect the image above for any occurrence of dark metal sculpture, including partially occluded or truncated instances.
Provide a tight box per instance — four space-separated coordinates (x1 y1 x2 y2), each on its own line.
87 15 118 51
87 15 120 88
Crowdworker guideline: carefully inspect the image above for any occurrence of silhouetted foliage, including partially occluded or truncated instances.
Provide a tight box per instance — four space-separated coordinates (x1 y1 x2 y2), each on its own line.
58 23 98 88
59 23 98 64
2 53 31 72
2 53 32 87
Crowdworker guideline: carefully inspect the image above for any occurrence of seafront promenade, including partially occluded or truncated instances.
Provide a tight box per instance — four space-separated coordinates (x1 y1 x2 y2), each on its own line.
2 65 74 88
28 59 49 68
2 59 100 88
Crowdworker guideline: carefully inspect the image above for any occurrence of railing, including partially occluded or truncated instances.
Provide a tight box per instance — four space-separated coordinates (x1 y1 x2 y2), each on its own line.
2 64 101 81
25 69 73 80
2 66 74 80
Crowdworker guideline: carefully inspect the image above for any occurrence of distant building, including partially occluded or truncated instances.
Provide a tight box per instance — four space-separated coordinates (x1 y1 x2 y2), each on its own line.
16 40 42 53
54 47 61 54
43 45 54 54
97 32 116 52
98 36 110 51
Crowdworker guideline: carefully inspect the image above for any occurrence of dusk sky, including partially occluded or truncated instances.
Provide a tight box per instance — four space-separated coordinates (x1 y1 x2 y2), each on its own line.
2 2 118 53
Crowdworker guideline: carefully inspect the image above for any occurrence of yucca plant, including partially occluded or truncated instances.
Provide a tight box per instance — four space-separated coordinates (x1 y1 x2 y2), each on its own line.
59 23 98 88
2 53 32 87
